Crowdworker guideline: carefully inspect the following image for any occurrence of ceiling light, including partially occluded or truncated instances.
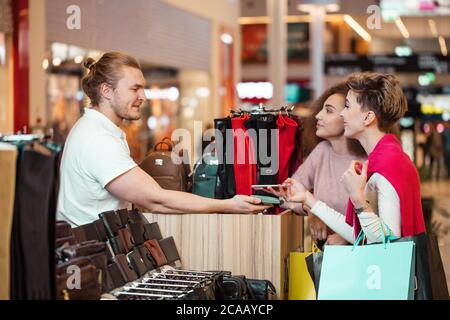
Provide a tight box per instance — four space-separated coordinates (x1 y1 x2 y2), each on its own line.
325 4 340 12
42 59 49 70
74 55 84 64
52 57 62 66
344 15 372 42
395 17 410 39
428 19 438 37
297 4 316 13
439 36 448 56
220 33 233 45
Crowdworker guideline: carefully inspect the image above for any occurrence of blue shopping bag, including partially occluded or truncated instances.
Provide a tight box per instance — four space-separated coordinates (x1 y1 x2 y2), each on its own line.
318 227 416 300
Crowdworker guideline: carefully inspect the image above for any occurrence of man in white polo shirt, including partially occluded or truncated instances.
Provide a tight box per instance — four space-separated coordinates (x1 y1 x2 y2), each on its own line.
57 52 269 226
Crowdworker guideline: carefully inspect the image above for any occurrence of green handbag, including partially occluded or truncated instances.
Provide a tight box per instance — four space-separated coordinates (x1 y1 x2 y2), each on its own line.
192 154 219 198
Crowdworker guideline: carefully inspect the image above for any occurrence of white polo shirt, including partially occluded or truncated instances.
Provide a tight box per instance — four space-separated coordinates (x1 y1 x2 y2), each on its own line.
57 108 137 227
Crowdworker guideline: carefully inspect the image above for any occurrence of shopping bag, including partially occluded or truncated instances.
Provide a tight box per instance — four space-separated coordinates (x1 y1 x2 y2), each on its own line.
305 250 323 294
288 243 320 300
318 228 416 300
426 235 449 299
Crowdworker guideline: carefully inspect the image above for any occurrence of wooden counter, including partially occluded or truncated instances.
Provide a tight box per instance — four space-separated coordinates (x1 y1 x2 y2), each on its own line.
144 211 303 299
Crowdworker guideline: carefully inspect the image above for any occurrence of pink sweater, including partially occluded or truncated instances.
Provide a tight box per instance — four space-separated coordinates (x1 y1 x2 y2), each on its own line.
282 141 366 215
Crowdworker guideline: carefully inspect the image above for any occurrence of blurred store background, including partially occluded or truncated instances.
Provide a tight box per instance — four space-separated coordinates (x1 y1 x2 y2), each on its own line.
0 0 449 290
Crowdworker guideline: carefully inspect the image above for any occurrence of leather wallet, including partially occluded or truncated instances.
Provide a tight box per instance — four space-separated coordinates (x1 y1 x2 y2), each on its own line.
128 208 149 224
99 210 122 238
108 235 127 256
107 262 126 288
143 239 168 267
143 222 163 241
158 236 181 264
127 223 146 245
93 219 108 242
113 254 138 282
56 257 101 300
55 220 72 239
81 222 101 241
56 235 76 248
118 228 134 252
116 208 130 227
62 240 106 259
85 252 110 291
135 244 156 271
127 250 148 277
71 226 87 243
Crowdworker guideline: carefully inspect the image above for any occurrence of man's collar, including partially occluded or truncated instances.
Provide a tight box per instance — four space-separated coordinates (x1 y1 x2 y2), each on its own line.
84 107 125 139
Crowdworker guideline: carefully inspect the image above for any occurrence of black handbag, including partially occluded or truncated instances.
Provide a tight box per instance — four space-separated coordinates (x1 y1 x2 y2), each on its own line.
221 275 249 300
245 279 276 300
395 232 449 300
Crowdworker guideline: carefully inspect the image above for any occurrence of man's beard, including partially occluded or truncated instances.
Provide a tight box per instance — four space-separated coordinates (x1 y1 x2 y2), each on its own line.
111 101 141 121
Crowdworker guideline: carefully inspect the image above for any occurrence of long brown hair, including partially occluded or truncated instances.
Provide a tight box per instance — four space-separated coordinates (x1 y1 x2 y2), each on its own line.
302 82 366 158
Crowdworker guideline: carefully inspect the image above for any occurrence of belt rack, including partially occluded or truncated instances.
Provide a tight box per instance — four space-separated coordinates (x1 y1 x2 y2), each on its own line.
113 269 224 300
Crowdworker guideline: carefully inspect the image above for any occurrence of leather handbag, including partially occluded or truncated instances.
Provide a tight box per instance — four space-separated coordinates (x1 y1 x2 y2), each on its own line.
61 240 106 259
127 223 146 245
140 138 191 192
71 226 88 243
158 236 180 264
143 239 168 267
192 153 219 199
56 235 76 247
118 228 135 252
143 222 163 241
113 254 138 282
246 279 276 300
221 275 249 300
56 257 101 300
55 220 72 239
127 250 148 277
99 210 122 238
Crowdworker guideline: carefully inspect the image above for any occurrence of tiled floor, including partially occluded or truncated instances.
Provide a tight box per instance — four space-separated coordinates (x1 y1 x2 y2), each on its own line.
421 178 450 295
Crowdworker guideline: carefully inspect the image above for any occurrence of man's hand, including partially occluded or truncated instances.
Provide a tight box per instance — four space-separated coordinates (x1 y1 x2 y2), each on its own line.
226 195 272 214
325 233 349 245
308 214 328 241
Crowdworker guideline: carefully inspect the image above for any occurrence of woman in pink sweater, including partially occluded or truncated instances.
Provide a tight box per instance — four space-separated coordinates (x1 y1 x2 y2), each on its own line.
273 82 366 246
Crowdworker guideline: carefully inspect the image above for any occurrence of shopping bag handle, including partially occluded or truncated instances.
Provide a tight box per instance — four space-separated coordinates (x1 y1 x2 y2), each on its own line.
352 222 394 250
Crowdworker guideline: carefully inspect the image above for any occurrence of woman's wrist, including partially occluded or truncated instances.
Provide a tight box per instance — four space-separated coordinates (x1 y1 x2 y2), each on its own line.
351 193 367 209
304 191 317 209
